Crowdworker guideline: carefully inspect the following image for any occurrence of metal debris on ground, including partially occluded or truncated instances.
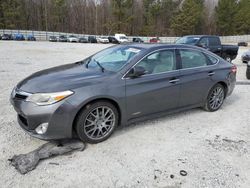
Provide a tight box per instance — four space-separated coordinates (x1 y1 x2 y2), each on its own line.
180 170 188 176
8 139 85 174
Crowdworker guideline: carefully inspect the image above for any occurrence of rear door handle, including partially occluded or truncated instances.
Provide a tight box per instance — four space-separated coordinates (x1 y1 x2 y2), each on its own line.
169 78 180 84
208 71 215 76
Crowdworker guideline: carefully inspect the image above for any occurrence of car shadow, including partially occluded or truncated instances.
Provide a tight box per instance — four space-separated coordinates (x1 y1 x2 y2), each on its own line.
113 93 240 139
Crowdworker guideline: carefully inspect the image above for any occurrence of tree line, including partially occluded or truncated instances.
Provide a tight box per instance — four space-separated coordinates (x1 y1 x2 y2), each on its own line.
0 0 249 36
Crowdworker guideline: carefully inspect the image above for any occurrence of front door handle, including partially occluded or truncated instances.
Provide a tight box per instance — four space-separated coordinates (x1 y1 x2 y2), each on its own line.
208 71 215 76
169 78 180 84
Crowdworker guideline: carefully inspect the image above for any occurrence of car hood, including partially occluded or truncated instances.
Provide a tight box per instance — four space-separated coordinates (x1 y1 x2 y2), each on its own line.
17 62 110 93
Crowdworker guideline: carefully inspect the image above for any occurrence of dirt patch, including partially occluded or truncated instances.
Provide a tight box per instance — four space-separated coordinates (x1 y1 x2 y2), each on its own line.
206 135 248 155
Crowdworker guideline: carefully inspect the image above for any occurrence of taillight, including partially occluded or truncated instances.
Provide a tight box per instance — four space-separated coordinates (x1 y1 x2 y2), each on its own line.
231 65 237 74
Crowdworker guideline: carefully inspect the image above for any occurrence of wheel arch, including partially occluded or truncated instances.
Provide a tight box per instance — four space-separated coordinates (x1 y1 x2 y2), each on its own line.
217 81 228 97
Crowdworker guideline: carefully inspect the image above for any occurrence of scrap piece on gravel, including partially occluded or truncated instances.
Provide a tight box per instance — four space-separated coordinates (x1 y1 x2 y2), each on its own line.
8 139 85 174
180 170 188 176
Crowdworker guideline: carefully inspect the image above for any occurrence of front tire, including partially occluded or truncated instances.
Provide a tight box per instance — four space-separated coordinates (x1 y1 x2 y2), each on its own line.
76 101 118 144
204 84 225 112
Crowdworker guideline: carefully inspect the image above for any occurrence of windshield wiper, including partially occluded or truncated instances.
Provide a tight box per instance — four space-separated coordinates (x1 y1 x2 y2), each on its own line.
93 59 105 72
85 58 91 68
85 59 104 72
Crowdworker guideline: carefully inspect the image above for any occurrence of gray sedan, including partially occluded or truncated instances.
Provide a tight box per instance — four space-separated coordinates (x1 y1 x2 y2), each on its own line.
10 44 236 143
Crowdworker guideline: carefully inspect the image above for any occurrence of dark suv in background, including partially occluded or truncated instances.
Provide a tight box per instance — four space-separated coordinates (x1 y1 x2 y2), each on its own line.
176 35 239 62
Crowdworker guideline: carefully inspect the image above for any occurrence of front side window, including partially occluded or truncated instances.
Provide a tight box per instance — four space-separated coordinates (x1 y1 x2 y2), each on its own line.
180 49 208 69
176 37 200 45
199 37 209 47
87 46 142 72
135 50 176 75
209 37 220 46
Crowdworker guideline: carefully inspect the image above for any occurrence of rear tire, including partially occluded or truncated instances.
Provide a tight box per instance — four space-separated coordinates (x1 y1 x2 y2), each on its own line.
225 56 232 62
75 101 118 144
204 84 225 112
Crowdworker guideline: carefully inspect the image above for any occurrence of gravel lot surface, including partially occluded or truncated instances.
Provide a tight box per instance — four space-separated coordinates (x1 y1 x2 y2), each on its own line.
0 41 249 188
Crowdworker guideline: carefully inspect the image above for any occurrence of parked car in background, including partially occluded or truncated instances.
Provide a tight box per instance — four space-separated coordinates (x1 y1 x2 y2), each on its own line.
247 62 250 79
49 36 57 42
79 37 88 43
88 36 97 43
68 35 79 43
27 35 36 41
241 50 250 63
1 34 13 40
133 37 144 43
175 35 239 62
115 34 129 43
14 34 25 41
58 35 67 42
149 37 161 43
238 41 248 47
97 36 109 44
10 44 236 143
108 36 119 44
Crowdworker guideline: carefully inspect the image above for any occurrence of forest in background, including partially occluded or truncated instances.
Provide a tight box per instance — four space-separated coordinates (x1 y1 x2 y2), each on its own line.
0 0 250 36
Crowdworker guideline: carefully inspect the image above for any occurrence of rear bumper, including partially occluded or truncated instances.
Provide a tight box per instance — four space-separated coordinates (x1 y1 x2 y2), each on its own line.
226 73 236 97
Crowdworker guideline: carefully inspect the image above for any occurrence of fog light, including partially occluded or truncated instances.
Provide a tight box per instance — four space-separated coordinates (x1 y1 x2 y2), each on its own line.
35 123 49 135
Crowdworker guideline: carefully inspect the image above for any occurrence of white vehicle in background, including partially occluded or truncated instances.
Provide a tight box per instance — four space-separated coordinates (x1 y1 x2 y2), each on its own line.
67 35 79 43
115 34 129 43
97 36 109 44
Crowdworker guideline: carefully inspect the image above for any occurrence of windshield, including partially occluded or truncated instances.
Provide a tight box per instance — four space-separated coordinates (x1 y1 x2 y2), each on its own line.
120 36 128 40
86 46 142 72
176 36 200 45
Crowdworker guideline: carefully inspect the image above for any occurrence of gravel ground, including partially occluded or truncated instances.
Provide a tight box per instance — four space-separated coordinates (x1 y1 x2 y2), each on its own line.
0 41 249 188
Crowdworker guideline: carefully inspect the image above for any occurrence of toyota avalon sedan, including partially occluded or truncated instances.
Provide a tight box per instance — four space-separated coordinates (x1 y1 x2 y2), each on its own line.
10 44 236 143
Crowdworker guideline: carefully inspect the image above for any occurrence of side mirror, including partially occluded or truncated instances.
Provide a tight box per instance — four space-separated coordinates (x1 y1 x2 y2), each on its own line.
197 43 207 48
128 66 146 78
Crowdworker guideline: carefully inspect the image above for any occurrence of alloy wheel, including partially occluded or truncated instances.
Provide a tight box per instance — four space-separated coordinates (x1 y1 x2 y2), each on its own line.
83 106 115 140
209 86 225 110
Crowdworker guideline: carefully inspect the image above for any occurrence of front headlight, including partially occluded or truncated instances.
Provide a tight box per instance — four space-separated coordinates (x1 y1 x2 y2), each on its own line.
26 90 74 106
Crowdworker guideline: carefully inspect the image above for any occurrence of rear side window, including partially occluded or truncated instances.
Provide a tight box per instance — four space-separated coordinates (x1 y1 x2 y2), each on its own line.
205 53 218 65
209 37 220 46
180 49 208 69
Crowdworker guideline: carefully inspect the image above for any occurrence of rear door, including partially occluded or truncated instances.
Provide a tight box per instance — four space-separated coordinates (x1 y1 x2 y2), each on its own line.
125 49 181 119
178 49 216 107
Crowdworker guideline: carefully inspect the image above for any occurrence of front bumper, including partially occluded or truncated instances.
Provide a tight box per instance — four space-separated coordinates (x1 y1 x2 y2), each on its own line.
242 55 250 62
10 91 76 140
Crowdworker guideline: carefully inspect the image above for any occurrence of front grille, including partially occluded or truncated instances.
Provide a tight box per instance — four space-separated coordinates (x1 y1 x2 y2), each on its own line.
15 93 28 100
12 88 31 100
18 114 28 127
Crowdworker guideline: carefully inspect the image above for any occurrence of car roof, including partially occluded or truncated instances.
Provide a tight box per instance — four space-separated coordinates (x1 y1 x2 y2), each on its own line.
181 35 219 38
122 43 204 50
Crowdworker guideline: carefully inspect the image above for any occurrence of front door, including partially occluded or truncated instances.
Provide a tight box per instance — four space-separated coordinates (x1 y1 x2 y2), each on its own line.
125 49 181 119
